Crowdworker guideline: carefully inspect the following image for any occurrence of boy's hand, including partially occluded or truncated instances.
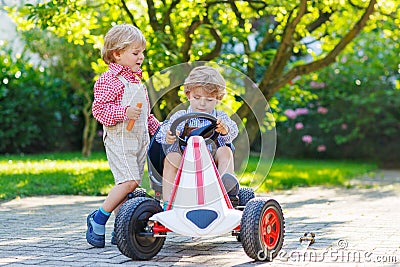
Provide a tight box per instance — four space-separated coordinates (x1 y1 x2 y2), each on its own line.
126 105 142 120
216 119 229 135
166 130 179 144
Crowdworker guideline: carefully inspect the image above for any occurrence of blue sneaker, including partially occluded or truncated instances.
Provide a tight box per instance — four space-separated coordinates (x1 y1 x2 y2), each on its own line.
86 210 105 248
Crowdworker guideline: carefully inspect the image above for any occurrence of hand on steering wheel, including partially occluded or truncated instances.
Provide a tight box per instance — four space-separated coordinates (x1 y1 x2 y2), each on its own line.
169 112 220 153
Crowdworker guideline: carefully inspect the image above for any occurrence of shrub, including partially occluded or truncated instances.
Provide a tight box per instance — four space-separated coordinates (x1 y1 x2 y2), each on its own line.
0 43 81 153
274 31 400 166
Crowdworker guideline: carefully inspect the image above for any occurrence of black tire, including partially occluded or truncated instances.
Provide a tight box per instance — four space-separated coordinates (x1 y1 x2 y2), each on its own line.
240 198 285 261
238 187 255 206
127 188 147 198
114 197 165 260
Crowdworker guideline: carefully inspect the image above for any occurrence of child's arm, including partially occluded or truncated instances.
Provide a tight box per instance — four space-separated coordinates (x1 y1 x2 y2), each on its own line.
166 130 180 144
216 119 229 135
92 75 130 126
216 111 239 144
155 110 186 144
148 114 161 136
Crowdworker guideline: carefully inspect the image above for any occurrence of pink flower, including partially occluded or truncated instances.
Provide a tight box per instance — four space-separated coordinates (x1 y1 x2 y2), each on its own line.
341 56 347 63
310 81 326 88
317 107 328 114
302 135 312 144
97 130 103 137
284 109 297 119
317 145 326 152
341 123 348 130
310 81 318 88
295 108 309 116
295 122 304 130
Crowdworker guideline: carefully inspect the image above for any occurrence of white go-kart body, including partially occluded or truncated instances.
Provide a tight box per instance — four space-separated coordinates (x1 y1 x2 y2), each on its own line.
150 136 242 237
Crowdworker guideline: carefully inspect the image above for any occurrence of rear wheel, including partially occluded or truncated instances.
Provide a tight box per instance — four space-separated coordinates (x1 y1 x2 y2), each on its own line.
114 197 165 260
238 187 255 206
127 188 147 198
240 198 285 261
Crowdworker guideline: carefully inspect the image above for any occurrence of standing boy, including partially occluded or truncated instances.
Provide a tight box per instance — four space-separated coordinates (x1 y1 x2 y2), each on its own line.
86 24 159 248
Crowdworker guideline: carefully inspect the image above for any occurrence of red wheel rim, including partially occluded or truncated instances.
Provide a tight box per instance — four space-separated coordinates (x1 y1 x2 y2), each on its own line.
260 207 281 249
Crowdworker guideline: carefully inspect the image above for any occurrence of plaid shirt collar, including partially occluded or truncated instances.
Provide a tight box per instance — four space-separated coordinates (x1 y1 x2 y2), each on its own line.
187 106 217 117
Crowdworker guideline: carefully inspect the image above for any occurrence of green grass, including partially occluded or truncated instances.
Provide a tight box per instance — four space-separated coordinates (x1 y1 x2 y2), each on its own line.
0 152 150 201
0 152 377 201
241 157 377 192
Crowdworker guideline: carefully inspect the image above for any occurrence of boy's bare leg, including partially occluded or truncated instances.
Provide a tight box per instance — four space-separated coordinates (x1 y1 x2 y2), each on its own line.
215 146 234 175
162 152 182 203
102 180 139 213
215 146 239 196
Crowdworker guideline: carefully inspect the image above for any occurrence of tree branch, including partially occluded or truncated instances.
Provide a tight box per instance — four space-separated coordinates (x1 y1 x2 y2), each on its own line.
120 0 137 27
256 16 278 52
161 0 180 29
226 0 254 78
262 0 377 99
181 19 202 62
306 11 332 33
228 0 244 27
246 0 267 11
192 3 222 62
198 24 222 61
348 0 367 9
146 0 161 31
262 0 307 82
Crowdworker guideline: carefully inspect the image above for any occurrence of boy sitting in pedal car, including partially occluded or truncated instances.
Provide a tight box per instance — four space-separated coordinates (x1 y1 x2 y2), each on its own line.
155 66 240 209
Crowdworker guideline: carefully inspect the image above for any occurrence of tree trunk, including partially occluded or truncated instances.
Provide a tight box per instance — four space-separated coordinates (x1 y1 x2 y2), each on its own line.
233 81 274 171
81 91 96 157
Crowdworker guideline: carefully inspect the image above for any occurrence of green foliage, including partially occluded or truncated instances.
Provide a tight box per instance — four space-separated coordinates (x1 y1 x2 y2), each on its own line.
0 42 80 153
10 0 400 94
274 29 400 165
1 20 101 154
0 152 376 201
4 0 400 159
316 31 400 164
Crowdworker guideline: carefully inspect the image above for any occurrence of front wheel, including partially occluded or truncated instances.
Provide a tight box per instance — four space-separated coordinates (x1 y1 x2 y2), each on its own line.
240 198 285 261
114 197 165 260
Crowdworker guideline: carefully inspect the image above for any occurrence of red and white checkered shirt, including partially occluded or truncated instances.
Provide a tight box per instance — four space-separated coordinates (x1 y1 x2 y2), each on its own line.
92 63 160 135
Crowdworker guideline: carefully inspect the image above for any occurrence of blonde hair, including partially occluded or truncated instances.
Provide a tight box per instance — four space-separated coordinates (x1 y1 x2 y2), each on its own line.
184 66 226 100
101 24 146 64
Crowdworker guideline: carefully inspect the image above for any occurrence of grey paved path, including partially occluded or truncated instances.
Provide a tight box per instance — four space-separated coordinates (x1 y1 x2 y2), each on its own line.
0 170 399 266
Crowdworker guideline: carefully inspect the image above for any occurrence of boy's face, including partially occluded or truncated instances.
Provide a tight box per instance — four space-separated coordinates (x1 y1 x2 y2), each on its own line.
113 45 145 72
187 87 218 114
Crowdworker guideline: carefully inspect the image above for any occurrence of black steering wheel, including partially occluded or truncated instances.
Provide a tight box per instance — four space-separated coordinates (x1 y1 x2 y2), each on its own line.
169 112 219 153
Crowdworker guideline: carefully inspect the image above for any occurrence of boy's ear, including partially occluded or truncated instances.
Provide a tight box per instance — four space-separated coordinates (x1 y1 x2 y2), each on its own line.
112 50 121 60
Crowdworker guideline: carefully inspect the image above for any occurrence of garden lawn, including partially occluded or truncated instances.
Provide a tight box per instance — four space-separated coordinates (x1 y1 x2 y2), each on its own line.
241 157 377 192
0 152 377 201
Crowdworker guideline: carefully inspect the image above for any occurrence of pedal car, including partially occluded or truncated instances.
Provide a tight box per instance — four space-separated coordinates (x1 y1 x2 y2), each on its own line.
113 112 285 261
